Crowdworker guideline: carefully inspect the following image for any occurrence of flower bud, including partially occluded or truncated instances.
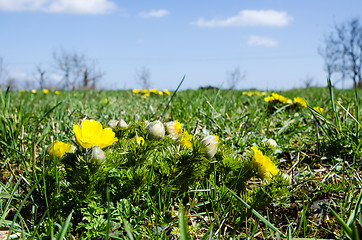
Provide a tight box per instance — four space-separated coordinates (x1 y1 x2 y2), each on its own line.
117 119 128 130
200 135 219 159
86 146 106 164
263 138 277 148
107 120 119 130
146 120 165 140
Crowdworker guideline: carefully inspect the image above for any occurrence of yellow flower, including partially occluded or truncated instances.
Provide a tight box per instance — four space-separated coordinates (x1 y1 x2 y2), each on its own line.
165 120 183 138
19 89 25 93
55 91 60 95
265 93 292 104
73 93 77 97
313 107 325 113
132 89 141 94
73 119 118 149
251 145 279 180
31 90 37 94
293 97 307 108
43 89 49 94
150 89 163 95
200 135 219 159
163 89 170 95
146 120 165 140
135 136 145 145
47 140 75 159
175 131 193 149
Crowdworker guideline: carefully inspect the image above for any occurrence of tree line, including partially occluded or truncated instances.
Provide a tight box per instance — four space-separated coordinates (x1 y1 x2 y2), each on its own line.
0 49 103 90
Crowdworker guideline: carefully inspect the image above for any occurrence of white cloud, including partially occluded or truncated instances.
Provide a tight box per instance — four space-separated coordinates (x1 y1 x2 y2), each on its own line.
247 35 278 47
192 10 293 27
0 0 117 14
138 9 169 18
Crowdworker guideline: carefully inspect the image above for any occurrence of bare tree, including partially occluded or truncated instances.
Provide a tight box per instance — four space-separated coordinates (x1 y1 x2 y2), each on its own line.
226 66 246 89
301 74 315 88
4 77 17 90
135 66 151 89
319 18 362 88
35 64 47 89
53 49 103 90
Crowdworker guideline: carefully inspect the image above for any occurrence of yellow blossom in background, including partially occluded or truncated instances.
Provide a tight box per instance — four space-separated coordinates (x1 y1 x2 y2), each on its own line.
100 98 109 104
73 119 118 149
175 131 193 149
133 89 170 97
150 89 163 95
293 97 307 107
242 91 267 96
31 90 37 94
55 91 60 95
251 145 279 180
43 89 49 94
19 89 25 93
47 140 75 159
165 120 183 138
265 93 292 104
73 93 77 97
313 107 325 113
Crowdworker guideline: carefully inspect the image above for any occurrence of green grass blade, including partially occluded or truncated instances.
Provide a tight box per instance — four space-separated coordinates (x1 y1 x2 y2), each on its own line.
123 218 135 240
226 186 286 238
329 207 353 238
347 190 362 227
160 75 185 120
56 210 73 240
179 205 190 240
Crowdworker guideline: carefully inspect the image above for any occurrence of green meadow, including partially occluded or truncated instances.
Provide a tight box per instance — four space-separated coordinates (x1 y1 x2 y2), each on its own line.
1 81 362 239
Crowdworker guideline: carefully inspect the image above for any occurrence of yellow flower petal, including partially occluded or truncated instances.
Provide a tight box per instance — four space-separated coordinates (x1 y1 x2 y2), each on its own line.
73 119 118 149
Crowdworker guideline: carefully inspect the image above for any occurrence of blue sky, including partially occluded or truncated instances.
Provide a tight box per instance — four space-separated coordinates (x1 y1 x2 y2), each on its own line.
0 0 361 90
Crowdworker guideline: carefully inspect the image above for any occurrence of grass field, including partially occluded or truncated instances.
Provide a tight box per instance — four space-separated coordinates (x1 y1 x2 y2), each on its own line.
0 80 362 239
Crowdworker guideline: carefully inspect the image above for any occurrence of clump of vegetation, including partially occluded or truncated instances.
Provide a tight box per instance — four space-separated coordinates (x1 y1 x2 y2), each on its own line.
0 80 361 239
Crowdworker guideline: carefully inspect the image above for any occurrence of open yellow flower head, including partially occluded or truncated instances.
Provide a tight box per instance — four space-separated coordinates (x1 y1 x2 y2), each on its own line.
175 131 193 149
165 120 183 138
47 140 75 159
200 134 219 159
150 89 163 95
55 91 60 95
251 145 279 180
163 89 170 95
134 136 145 145
265 93 292 104
146 120 165 140
293 97 307 108
313 106 325 113
43 89 49 94
73 119 118 149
